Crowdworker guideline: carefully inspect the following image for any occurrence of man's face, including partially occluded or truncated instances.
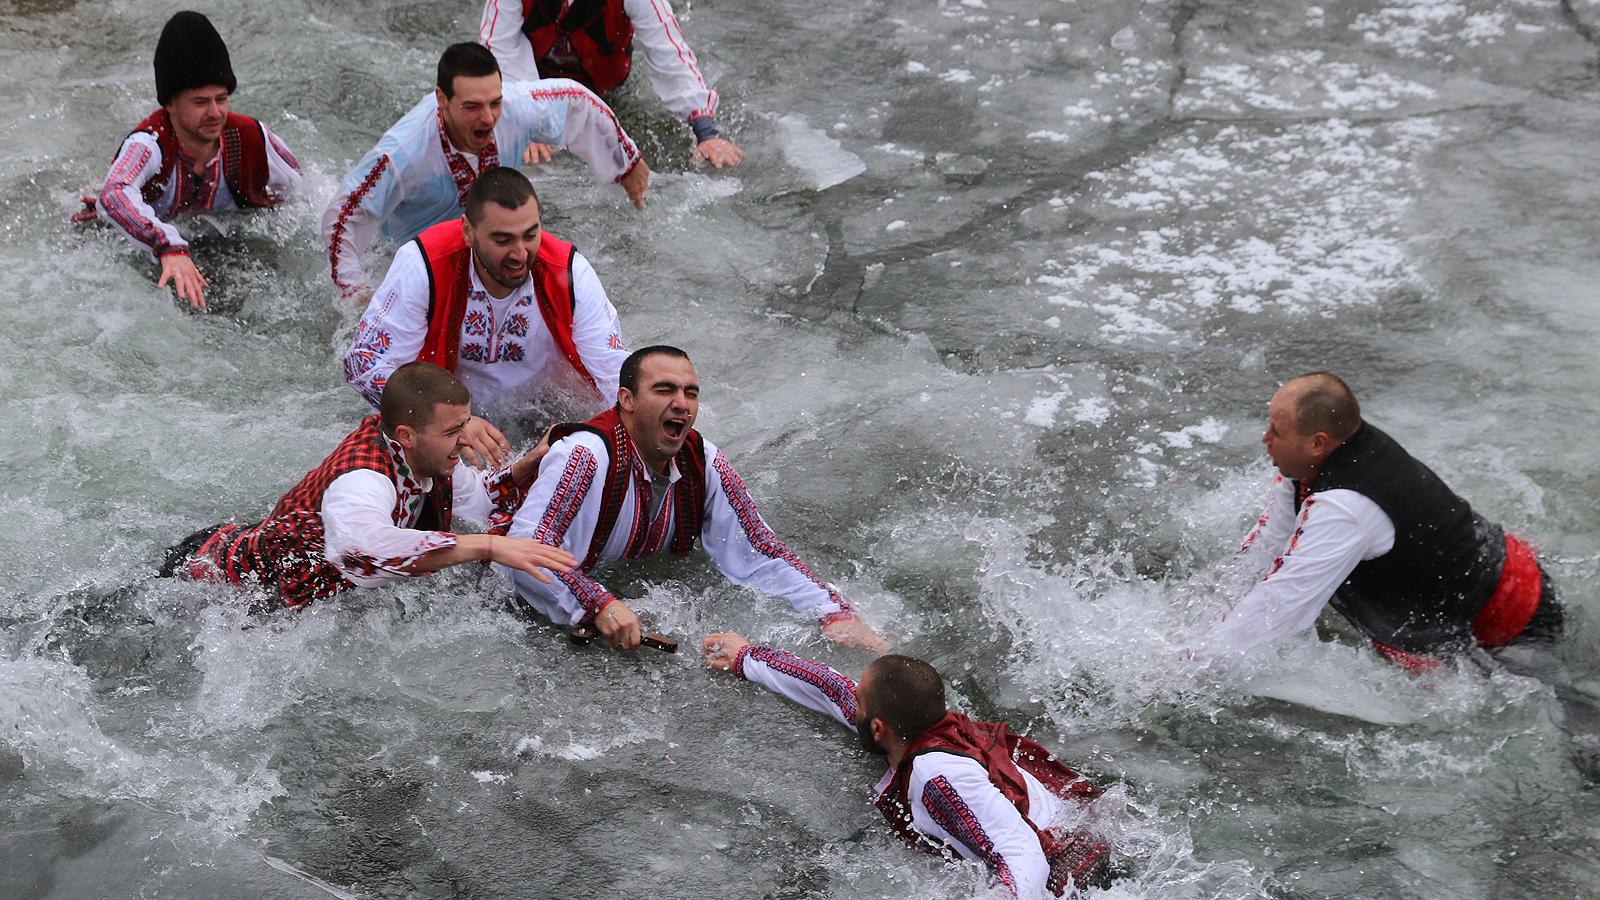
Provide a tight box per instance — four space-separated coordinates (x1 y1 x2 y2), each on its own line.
1262 386 1321 481
464 197 541 296
164 86 230 145
617 354 699 473
853 675 889 756
436 73 503 154
402 403 473 480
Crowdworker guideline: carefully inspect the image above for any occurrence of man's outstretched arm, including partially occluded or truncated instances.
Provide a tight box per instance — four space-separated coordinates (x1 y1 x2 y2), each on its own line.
702 634 859 729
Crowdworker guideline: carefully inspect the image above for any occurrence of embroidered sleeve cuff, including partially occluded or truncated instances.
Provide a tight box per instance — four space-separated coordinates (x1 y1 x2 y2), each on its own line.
690 116 721 143
818 607 856 627
156 245 191 260
577 591 620 625
338 531 458 578
731 642 760 680
616 157 643 184
483 466 532 535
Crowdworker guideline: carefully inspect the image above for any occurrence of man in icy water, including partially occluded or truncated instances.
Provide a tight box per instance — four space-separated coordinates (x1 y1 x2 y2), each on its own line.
1191 372 1562 670
701 634 1121 898
344 166 628 472
500 345 888 652
160 361 575 610
477 0 744 168
80 11 302 310
323 41 649 303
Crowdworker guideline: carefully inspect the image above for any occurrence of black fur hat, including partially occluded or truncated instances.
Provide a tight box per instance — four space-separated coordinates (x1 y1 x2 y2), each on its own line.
154 12 236 106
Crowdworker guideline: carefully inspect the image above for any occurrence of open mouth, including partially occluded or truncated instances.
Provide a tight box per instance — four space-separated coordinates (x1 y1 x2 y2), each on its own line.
662 419 686 440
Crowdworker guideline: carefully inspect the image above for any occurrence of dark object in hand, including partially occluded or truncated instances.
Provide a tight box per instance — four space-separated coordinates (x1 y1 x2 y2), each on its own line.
568 627 678 653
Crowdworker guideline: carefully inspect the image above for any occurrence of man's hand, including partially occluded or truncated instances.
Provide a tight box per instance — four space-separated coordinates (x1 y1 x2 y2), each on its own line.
822 618 889 655
510 424 559 485
157 253 208 309
619 159 650 210
692 137 744 169
594 600 642 649
337 284 375 315
701 632 749 672
481 534 576 583
460 415 510 469
523 142 554 164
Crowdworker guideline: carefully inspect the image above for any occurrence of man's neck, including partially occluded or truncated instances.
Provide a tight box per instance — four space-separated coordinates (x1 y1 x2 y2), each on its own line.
173 127 220 172
469 251 514 300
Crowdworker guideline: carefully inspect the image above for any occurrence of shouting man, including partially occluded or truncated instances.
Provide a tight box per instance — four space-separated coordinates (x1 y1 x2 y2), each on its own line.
502 345 886 652
323 42 648 302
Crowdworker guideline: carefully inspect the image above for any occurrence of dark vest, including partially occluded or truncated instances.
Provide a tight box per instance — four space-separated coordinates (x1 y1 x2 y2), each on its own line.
127 109 284 210
520 0 635 93
546 407 706 571
875 711 1108 896
413 219 594 391
1298 423 1505 653
192 416 453 607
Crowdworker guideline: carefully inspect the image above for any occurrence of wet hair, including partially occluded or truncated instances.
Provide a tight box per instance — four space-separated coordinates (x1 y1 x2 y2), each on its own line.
859 655 947 743
1288 372 1361 441
464 167 538 225
436 42 500 97
618 345 692 395
379 361 471 436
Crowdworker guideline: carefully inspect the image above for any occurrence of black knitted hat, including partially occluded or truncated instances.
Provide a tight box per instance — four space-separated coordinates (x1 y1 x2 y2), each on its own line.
154 11 236 106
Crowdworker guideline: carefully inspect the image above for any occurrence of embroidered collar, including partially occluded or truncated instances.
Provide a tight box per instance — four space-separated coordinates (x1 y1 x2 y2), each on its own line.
435 103 500 207
385 433 433 525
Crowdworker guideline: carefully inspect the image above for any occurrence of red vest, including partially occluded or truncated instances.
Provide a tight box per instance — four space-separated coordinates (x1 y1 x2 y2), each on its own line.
546 407 706 571
189 416 453 608
128 109 284 209
413 219 595 391
520 0 635 94
875 711 1109 896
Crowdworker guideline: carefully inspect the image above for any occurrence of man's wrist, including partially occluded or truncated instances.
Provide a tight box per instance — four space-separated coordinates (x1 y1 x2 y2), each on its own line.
690 116 721 144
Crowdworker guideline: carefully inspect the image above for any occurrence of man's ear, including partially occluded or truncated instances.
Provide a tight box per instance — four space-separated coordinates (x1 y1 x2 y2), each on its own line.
617 387 636 413
870 717 891 744
393 423 418 449
435 86 448 109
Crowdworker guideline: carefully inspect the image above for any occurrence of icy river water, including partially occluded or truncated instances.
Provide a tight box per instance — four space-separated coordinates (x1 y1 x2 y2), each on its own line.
4 0 1600 897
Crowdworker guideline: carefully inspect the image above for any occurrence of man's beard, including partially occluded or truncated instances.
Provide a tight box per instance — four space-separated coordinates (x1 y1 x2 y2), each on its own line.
484 263 530 292
856 714 889 756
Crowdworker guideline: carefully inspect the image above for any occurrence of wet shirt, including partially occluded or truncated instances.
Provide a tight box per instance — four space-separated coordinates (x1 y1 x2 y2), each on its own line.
500 431 856 628
321 80 641 296
96 122 302 259
342 239 627 415
1194 472 1395 657
732 643 1075 900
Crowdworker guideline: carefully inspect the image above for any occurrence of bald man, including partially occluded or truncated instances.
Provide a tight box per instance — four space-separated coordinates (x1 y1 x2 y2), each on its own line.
1191 372 1561 670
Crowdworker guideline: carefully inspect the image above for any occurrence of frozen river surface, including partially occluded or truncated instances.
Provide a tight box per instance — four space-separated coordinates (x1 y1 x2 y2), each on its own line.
2 0 1600 897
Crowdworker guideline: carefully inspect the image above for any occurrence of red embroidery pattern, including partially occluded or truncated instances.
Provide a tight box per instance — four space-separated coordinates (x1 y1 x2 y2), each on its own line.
712 453 854 622
524 85 639 173
330 154 391 293
339 531 456 578
483 466 531 536
921 776 1016 895
738 645 858 721
534 446 615 616
1268 496 1315 577
99 142 172 255
435 104 499 207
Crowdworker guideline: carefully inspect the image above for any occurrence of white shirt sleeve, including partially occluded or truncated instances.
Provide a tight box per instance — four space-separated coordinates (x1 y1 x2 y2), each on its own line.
259 121 303 201
479 0 544 83
321 470 458 587
500 433 619 626
733 644 859 729
96 132 187 259
623 0 720 124
501 80 641 184
908 754 1052 900
1236 474 1297 579
700 445 856 624
1195 487 1396 657
342 242 434 410
568 252 628 405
